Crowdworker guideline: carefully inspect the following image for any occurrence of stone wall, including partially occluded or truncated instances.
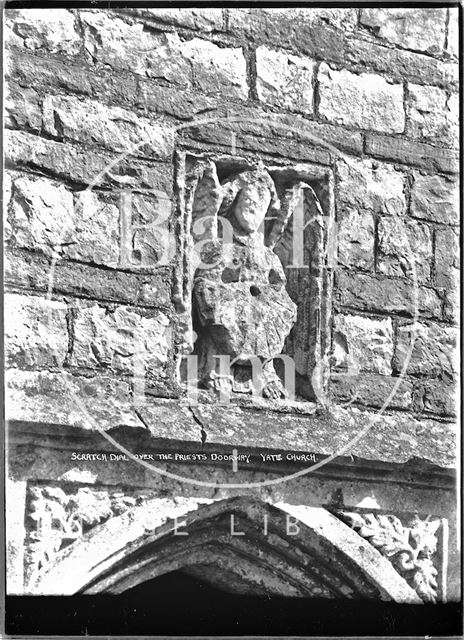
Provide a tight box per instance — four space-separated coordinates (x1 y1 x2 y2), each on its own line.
4 7 460 602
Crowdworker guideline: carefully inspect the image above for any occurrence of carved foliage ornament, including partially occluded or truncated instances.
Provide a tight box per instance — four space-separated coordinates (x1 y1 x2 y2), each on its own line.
338 511 442 603
25 484 148 585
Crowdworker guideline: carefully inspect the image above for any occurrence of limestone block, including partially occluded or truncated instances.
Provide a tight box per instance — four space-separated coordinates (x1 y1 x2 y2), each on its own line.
365 133 459 174
337 157 406 215
360 8 447 54
410 173 459 225
7 176 74 256
81 12 247 99
447 8 459 58
333 314 394 375
377 217 432 282
256 46 315 114
318 63 405 133
330 373 413 409
408 84 458 149
6 175 120 268
414 379 457 416
5 293 68 368
129 8 224 31
70 303 172 376
42 95 173 159
5 82 42 132
5 130 171 191
66 191 119 267
394 322 457 377
5 9 81 55
335 272 442 319
337 208 375 271
435 227 459 290
5 369 142 430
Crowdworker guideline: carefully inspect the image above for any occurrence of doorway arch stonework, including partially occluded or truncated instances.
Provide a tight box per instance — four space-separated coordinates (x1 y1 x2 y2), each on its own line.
32 496 422 603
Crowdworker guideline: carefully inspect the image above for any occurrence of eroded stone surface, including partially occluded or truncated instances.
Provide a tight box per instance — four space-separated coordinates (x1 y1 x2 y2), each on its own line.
43 95 174 159
5 293 68 368
365 133 459 174
394 322 457 378
377 217 432 282
447 8 459 58
6 175 120 268
6 175 74 256
229 8 358 36
337 208 375 271
67 191 120 267
5 130 172 191
407 84 459 149
435 227 459 290
6 369 143 430
318 64 405 134
5 82 42 132
330 373 413 410
70 303 172 377
410 173 459 225
332 314 394 375
127 8 224 32
81 12 248 99
337 157 406 215
5 9 81 55
360 8 447 54
5 249 171 309
256 46 315 114
191 163 297 399
414 379 457 417
335 272 442 319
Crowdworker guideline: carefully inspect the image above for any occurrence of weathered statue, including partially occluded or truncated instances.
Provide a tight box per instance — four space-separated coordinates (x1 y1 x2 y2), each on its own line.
192 163 297 399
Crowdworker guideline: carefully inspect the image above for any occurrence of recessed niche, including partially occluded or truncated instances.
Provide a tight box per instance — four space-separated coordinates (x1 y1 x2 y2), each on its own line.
176 152 334 404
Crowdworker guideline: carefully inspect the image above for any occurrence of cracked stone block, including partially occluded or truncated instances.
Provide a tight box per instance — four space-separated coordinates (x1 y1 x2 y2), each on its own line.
337 208 375 271
377 217 432 283
333 314 394 375
318 63 405 134
255 46 315 114
70 303 172 377
81 12 247 99
410 173 459 225
5 369 142 431
360 8 447 54
407 84 458 149
5 293 68 368
337 157 406 215
42 95 174 159
394 322 457 378
5 9 81 54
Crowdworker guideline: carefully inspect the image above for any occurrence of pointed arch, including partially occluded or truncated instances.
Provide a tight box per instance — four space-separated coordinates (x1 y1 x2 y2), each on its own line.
32 496 422 603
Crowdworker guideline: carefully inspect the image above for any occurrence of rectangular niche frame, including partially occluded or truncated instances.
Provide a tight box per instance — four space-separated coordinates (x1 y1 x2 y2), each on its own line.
173 150 335 405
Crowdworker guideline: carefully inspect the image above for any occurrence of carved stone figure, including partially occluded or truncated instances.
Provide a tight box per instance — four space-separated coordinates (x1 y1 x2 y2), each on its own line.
191 163 297 399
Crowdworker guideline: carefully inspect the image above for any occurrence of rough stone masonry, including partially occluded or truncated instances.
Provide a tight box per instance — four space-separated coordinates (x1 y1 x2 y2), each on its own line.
3 6 460 607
